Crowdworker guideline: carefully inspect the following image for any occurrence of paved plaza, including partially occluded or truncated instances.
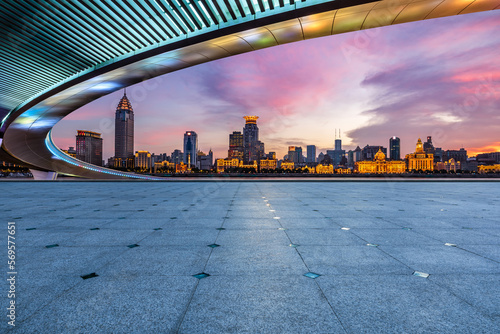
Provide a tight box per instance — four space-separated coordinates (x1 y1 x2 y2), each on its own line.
1 181 499 333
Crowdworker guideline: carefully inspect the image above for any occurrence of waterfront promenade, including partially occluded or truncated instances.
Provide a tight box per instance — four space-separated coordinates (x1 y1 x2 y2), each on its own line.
2 181 499 333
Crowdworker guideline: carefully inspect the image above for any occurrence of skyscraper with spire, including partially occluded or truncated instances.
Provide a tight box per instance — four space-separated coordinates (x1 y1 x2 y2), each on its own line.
114 90 134 168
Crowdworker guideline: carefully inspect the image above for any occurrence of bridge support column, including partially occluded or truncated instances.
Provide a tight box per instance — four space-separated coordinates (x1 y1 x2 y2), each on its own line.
30 169 58 180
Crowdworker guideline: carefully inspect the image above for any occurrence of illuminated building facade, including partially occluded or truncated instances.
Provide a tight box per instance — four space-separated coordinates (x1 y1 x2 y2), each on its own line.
259 159 277 171
436 158 461 172
134 151 152 170
361 145 387 161
406 138 434 171
316 164 334 174
228 131 244 161
281 161 295 170
175 162 188 173
243 116 260 164
183 131 198 167
356 149 406 174
114 91 134 168
217 158 240 173
389 137 400 160
76 130 103 166
478 164 500 173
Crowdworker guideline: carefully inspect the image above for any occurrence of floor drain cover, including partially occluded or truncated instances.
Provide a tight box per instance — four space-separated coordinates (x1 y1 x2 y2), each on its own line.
45 244 59 248
413 271 429 278
81 273 98 280
127 244 139 248
26 228 36 231
207 244 220 248
193 272 210 279
90 228 100 231
304 272 321 279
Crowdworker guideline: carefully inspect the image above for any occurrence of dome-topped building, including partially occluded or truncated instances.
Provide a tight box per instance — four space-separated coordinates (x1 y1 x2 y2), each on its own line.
406 138 434 172
356 148 406 174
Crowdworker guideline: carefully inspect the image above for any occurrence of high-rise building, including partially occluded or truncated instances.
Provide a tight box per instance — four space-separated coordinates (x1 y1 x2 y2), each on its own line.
183 131 198 167
423 136 435 154
114 90 134 168
228 131 244 160
306 145 316 163
288 146 298 163
243 116 259 164
171 149 183 164
389 136 400 160
335 139 342 151
76 130 103 166
327 138 345 166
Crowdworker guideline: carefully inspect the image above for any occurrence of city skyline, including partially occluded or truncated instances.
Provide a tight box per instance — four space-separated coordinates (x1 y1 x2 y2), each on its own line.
52 10 500 161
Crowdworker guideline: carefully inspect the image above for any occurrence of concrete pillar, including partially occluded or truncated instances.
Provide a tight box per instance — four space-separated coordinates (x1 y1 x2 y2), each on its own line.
30 169 58 180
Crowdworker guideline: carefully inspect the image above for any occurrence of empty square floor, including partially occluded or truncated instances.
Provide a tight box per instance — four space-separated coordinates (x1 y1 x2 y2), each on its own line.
2 181 499 333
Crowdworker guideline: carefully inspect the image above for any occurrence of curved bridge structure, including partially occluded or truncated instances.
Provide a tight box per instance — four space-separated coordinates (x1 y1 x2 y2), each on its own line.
1 0 499 179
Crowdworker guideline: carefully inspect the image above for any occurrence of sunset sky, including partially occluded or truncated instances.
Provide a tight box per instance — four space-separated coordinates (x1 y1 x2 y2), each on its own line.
52 10 500 161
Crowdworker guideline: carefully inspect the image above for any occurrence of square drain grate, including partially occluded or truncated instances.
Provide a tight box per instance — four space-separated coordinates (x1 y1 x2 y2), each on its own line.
193 272 210 279
81 272 98 280
304 272 321 279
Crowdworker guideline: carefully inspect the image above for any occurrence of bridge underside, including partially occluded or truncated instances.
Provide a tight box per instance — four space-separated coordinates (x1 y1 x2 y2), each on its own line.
1 0 499 179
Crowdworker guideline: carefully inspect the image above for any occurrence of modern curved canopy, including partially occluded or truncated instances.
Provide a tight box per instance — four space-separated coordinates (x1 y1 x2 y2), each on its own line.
1 0 499 179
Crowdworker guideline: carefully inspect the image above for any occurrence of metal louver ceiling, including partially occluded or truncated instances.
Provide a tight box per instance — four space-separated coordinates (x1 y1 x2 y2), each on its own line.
0 0 345 121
